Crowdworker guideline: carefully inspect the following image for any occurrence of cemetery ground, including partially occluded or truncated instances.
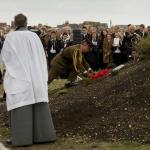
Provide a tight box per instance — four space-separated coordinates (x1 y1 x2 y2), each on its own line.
0 60 150 150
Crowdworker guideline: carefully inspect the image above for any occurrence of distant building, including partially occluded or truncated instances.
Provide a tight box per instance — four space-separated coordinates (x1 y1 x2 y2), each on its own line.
57 21 108 30
0 22 7 28
117 24 141 30
82 21 108 28
100 23 108 28
57 24 80 30
117 25 128 30
11 21 15 28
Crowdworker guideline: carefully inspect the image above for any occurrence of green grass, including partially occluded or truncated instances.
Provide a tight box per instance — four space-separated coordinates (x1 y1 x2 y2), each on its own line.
48 79 67 91
10 137 150 150
39 138 150 150
0 127 10 138
0 79 66 96
58 88 68 95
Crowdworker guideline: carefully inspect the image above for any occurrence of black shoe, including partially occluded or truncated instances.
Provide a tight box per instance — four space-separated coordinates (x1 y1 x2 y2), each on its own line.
6 139 12 145
65 81 78 88
1 139 12 145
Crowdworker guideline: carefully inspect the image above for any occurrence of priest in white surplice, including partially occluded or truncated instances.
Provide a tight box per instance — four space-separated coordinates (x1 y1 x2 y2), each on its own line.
1 14 56 146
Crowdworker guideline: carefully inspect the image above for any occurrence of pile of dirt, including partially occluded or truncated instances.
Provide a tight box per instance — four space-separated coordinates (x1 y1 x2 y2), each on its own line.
49 60 150 143
0 60 150 143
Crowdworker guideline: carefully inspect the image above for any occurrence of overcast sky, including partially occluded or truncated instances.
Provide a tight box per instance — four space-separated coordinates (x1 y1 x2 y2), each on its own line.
0 0 150 27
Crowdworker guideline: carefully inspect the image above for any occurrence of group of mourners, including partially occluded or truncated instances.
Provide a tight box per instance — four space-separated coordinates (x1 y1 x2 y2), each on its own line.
30 21 150 72
0 13 150 147
34 22 150 85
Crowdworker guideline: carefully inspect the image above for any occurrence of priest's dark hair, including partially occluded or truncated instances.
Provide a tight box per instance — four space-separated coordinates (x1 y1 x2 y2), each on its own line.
14 13 27 28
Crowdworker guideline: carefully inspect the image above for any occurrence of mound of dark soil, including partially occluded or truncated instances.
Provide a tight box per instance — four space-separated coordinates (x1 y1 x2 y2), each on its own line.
49 60 150 143
0 60 150 143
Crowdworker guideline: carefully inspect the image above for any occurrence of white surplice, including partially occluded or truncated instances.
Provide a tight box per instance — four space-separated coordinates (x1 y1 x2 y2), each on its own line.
2 30 48 111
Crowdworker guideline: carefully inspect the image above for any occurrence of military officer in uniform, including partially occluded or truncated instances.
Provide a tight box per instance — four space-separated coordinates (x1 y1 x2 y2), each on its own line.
48 38 94 87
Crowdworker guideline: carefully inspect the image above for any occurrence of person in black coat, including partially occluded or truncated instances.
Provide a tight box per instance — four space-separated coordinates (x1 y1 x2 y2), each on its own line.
47 31 63 70
135 24 148 38
61 32 73 49
84 32 103 71
81 26 91 40
121 25 136 63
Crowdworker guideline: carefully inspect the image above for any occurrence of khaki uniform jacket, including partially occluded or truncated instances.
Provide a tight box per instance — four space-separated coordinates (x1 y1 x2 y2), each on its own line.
50 44 90 73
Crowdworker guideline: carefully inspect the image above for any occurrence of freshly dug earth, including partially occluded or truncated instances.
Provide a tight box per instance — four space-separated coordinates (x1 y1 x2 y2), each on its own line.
49 60 150 143
0 60 150 144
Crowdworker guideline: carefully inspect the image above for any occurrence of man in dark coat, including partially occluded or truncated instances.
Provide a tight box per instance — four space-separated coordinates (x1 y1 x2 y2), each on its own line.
47 31 63 70
62 32 73 49
135 24 148 38
81 26 91 40
121 25 136 63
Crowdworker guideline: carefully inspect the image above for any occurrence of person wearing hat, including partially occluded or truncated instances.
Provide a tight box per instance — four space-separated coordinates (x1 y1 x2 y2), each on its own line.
48 38 95 87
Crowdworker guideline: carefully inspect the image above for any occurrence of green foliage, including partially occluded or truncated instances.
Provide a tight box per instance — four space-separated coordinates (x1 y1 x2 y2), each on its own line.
0 128 10 137
134 36 150 59
108 63 116 68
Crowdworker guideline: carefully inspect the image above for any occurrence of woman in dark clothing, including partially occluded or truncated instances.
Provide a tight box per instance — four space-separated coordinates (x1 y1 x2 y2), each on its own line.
47 31 63 70
98 30 108 69
84 31 102 71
